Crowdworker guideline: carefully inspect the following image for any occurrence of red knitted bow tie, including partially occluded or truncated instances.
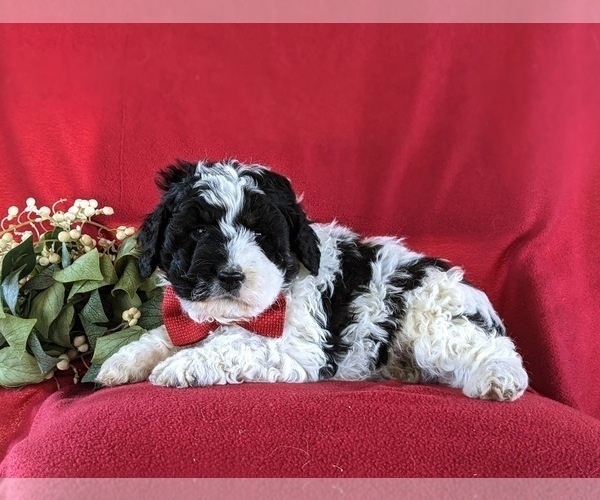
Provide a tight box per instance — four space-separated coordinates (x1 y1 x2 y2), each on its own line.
162 285 287 346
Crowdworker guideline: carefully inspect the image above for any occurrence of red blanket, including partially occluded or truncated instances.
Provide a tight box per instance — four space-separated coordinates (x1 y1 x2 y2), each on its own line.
1 24 599 477
2 380 600 478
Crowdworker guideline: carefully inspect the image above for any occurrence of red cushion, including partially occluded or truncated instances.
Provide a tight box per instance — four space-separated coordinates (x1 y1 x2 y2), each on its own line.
1 381 600 477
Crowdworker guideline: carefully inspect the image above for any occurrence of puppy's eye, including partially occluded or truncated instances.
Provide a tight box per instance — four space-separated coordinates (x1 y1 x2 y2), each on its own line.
192 228 206 240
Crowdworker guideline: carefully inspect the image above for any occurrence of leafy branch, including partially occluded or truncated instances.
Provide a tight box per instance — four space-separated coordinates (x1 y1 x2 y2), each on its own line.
0 198 163 388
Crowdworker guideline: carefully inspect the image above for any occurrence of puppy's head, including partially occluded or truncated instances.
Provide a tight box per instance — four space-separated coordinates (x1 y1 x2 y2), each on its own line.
137 160 321 321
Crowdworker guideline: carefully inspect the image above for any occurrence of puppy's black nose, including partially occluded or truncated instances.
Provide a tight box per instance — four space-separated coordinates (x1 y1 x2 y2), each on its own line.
217 268 245 291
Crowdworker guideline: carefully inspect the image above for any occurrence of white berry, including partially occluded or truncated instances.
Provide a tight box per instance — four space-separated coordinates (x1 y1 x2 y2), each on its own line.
58 231 70 242
81 234 93 246
73 335 86 347
57 359 70 371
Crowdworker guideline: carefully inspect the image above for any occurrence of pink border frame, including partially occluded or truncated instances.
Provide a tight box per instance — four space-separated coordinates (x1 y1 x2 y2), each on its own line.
2 479 600 498
0 0 599 23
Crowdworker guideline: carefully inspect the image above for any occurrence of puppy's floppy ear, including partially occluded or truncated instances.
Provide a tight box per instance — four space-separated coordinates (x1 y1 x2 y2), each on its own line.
293 218 321 276
244 168 321 275
137 201 171 279
137 160 197 278
155 159 198 191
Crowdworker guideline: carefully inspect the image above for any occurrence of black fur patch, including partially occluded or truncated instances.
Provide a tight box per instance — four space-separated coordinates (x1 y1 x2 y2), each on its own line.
463 311 506 336
382 256 451 318
460 279 506 336
319 239 380 378
320 253 456 377
241 169 321 276
236 191 298 283
163 197 231 301
375 257 452 369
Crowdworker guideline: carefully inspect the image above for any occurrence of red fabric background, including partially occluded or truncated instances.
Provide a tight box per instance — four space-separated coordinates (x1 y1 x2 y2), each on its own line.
1 24 599 476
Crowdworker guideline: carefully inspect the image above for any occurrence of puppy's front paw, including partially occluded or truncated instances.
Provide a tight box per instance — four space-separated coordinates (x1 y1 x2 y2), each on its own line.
96 352 152 387
149 349 201 388
95 327 174 387
149 348 231 387
463 359 528 402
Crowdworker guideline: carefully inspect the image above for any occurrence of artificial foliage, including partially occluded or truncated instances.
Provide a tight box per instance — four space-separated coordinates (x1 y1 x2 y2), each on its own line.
0 198 163 387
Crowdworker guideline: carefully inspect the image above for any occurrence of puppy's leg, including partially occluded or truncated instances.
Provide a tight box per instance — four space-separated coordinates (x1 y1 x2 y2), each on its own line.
149 326 323 388
398 267 528 401
96 326 175 386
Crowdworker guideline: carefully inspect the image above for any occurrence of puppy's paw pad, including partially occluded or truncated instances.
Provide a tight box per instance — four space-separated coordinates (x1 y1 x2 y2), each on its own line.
480 380 523 401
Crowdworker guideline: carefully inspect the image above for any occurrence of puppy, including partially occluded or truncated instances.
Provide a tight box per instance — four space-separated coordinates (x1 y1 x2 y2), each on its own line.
97 160 528 401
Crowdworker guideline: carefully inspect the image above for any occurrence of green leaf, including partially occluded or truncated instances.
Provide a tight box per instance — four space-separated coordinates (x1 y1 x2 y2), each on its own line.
91 326 143 365
38 227 62 247
0 286 4 318
0 314 37 352
0 347 45 388
138 272 160 294
67 279 104 301
1 265 25 315
114 239 139 277
53 249 103 283
21 264 60 291
61 242 70 269
48 304 75 347
81 363 101 384
83 323 107 351
116 236 138 264
27 333 59 373
1 236 36 282
35 229 61 253
99 254 118 284
28 282 65 337
113 259 143 299
79 289 109 350
81 289 109 325
112 291 142 321
137 289 164 330
66 254 119 301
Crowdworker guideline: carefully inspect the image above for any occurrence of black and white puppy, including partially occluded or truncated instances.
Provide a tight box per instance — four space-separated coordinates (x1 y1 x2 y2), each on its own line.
97 160 528 401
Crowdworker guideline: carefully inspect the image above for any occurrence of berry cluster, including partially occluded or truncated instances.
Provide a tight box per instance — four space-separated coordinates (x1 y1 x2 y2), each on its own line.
0 198 136 268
